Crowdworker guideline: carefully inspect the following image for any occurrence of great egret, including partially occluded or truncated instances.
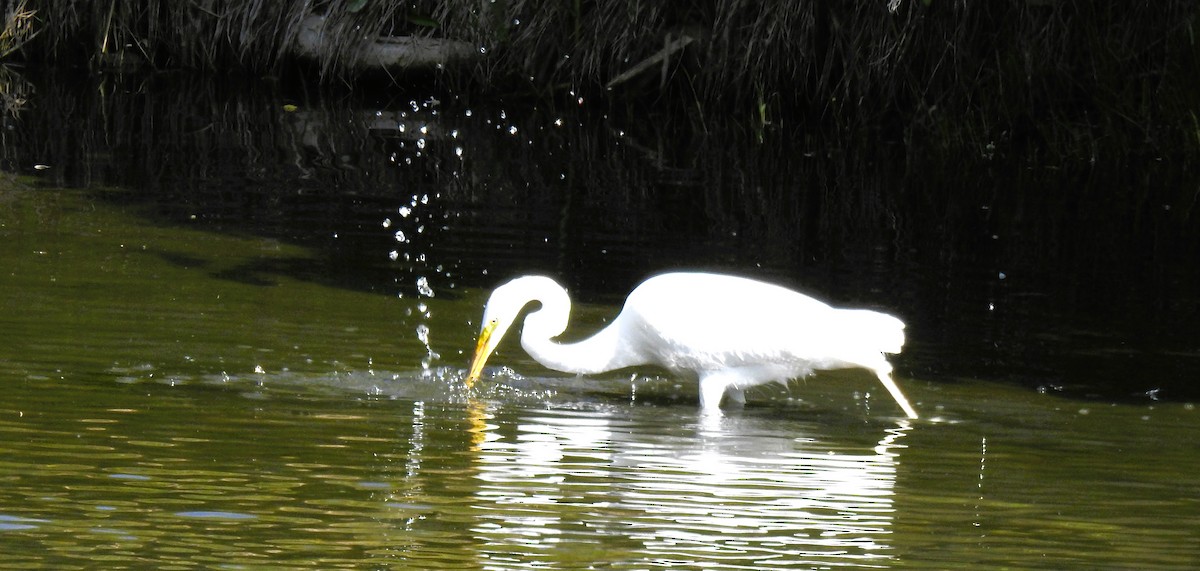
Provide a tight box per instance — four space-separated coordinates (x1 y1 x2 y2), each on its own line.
465 272 918 419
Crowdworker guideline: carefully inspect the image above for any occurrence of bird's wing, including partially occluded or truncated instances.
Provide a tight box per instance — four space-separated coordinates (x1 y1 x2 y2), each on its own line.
620 273 837 371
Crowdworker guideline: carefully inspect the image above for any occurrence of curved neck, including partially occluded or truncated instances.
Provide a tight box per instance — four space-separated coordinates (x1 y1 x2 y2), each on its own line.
514 281 633 375
522 317 630 375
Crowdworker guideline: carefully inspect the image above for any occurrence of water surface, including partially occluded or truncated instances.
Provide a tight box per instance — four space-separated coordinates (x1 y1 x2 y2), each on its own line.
1 72 1198 568
1 183 1197 568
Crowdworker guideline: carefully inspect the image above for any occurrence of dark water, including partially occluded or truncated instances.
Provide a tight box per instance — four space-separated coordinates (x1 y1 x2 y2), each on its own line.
0 70 1198 568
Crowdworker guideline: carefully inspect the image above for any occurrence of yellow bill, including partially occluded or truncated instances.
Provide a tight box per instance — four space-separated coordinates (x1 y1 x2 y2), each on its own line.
465 319 498 389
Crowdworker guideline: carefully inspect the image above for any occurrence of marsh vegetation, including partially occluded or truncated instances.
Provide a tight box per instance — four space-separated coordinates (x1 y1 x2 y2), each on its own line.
2 0 1197 159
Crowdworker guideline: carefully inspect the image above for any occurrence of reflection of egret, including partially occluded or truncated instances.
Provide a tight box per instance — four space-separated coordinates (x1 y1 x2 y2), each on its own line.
468 406 913 566
466 273 918 419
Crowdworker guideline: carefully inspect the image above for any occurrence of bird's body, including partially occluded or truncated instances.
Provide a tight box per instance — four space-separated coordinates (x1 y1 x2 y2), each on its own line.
466 272 918 419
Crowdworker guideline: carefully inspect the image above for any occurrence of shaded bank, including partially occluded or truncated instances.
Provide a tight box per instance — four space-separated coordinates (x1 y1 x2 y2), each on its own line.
4 1 1199 159
2 71 1197 401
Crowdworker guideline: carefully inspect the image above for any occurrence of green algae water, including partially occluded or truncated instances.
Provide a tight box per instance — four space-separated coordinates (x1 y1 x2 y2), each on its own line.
1 180 1197 569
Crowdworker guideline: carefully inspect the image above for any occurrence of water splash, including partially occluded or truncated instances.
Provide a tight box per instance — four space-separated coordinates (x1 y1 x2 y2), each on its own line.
416 324 441 370
974 436 988 533
416 277 434 297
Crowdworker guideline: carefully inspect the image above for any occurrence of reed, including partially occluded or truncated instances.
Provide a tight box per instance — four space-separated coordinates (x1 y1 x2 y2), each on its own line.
0 0 36 59
6 0 1199 157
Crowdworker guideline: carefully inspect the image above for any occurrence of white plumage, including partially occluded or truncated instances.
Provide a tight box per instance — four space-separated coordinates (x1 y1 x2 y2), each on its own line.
466 272 917 418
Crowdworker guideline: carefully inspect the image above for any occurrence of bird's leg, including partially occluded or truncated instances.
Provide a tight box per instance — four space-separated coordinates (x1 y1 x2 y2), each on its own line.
874 369 919 420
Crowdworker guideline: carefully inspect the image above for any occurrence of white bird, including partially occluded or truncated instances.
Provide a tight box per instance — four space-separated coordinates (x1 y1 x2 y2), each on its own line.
465 272 918 419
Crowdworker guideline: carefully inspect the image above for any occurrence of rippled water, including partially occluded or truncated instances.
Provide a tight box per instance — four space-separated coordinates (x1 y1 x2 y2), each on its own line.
3 361 1198 569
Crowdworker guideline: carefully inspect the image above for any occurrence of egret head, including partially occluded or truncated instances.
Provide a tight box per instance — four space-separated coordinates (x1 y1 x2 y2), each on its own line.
465 275 571 389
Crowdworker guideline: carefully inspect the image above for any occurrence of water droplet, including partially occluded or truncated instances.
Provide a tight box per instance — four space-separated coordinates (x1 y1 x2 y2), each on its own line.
417 276 434 297
382 218 391 228
455 147 463 157
394 230 407 243
417 138 426 149
399 206 412 217
508 126 518 135
388 250 399 261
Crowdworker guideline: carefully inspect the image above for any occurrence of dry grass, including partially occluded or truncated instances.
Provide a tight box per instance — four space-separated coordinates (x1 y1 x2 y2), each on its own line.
0 0 37 59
